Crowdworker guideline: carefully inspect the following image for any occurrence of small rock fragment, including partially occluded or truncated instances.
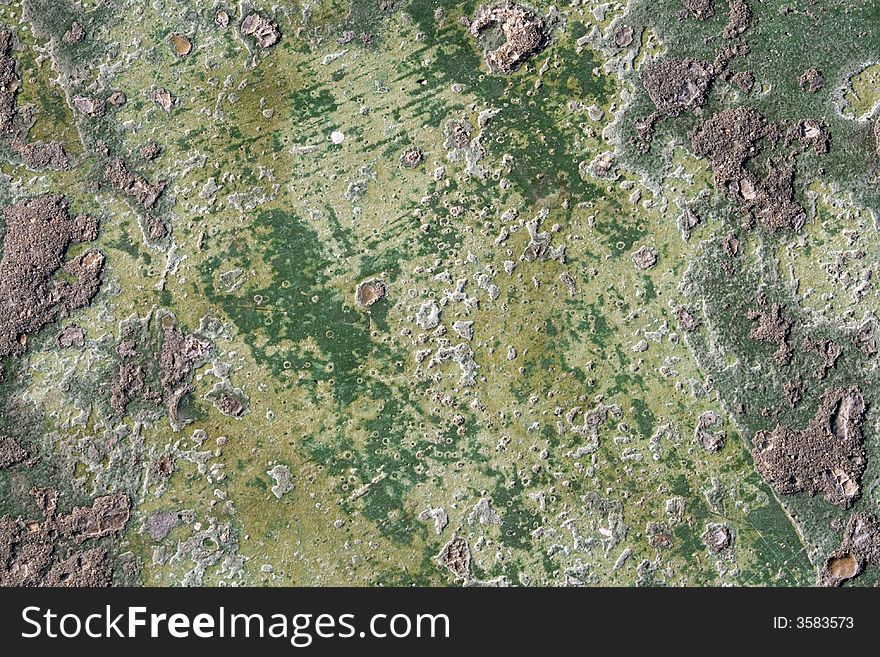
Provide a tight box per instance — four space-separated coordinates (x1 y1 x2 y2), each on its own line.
170 33 192 56
452 320 474 340
267 465 293 499
72 96 106 118
241 13 281 48
436 536 471 580
152 87 176 113
356 278 388 308
632 245 659 270
704 524 732 552
415 301 441 330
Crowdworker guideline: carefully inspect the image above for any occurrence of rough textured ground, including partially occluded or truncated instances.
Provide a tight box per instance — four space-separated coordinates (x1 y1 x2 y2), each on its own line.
0 0 879 587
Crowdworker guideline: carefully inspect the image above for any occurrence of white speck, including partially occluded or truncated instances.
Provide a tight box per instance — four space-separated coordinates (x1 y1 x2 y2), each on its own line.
322 50 348 65
331 130 345 144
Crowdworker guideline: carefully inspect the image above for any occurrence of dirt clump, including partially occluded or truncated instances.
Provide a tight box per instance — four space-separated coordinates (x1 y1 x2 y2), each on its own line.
691 106 767 184
151 454 175 480
874 119 880 156
696 412 726 452
58 493 131 542
12 139 69 170
43 548 113 586
640 44 747 149
0 436 27 469
729 70 754 92
147 214 169 240
803 337 842 379
788 119 830 154
644 57 716 117
821 513 880 586
784 377 804 407
0 31 20 134
110 320 154 415
241 13 281 48
107 90 126 107
62 21 85 45
753 162 806 232
216 393 248 417
691 107 810 232
111 362 145 415
854 319 877 357
140 141 161 161
747 301 792 365
205 381 250 418
683 0 714 19
105 157 167 209
647 522 673 549
753 387 867 508
399 146 425 168
57 324 85 348
613 25 634 48
0 516 114 586
159 321 212 429
0 490 130 586
723 232 739 257
0 195 103 358
799 67 824 93
723 1 752 39
677 307 700 331
470 2 548 74
0 516 55 586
